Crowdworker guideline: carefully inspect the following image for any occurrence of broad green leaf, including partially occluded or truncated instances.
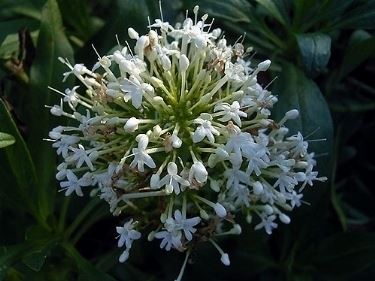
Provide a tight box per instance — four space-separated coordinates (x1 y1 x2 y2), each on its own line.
56 0 99 42
255 0 289 26
272 63 333 177
194 0 252 23
0 132 15 148
332 1 375 30
21 225 59 272
0 244 31 280
63 243 117 281
0 99 38 215
0 0 43 21
314 232 375 279
339 31 375 79
27 0 74 221
90 0 160 54
296 33 331 77
22 250 48 272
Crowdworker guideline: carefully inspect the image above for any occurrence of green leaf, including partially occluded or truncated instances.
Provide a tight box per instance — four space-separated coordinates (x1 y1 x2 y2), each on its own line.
296 33 331 77
63 243 117 281
272 63 333 176
0 132 15 148
314 232 375 279
0 0 43 21
255 0 289 26
194 0 252 23
339 31 375 79
0 99 38 215
332 1 375 30
0 244 32 280
27 0 74 221
22 250 48 272
56 0 98 42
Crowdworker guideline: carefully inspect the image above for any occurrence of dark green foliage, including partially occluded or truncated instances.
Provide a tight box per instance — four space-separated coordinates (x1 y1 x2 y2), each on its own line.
0 0 374 280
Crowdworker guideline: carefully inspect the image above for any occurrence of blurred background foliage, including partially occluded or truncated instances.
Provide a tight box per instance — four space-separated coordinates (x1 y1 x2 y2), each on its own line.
0 0 374 280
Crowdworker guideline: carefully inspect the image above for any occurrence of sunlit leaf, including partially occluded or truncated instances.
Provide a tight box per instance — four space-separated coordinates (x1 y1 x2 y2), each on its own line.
0 132 15 148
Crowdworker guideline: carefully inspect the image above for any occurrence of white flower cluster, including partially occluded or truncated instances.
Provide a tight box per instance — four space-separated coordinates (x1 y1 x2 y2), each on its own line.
47 5 326 280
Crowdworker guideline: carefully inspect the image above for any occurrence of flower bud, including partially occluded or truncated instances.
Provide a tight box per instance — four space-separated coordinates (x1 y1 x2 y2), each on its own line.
252 181 263 195
119 250 129 263
210 179 220 192
189 162 208 184
50 105 63 116
128 27 139 39
257 60 271 71
200 209 209 220
150 174 160 189
221 253 230 266
279 213 291 224
179 54 190 72
171 134 182 148
285 109 299 119
264 205 273 215
124 117 139 132
214 202 227 218
232 224 242 235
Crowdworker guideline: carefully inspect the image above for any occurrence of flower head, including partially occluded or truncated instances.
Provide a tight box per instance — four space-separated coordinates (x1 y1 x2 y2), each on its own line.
48 5 326 279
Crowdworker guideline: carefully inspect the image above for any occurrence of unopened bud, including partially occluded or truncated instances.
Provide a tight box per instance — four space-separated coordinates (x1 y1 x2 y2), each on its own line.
128 27 139 39
285 109 299 119
279 213 291 224
179 54 190 72
257 60 271 71
214 203 227 218
221 253 230 266
124 117 139 132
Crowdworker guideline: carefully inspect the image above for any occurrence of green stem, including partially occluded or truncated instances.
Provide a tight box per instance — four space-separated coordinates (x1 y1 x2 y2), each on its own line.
58 196 71 232
65 197 102 239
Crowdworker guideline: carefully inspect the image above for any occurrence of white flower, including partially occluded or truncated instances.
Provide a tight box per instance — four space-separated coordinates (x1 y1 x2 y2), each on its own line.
120 75 153 109
192 116 220 143
288 132 308 157
59 170 92 196
130 134 156 172
154 229 182 251
116 219 141 262
255 215 278 235
274 172 298 193
159 162 190 194
227 183 250 207
64 86 80 109
214 101 247 126
224 62 247 82
116 219 141 248
66 144 98 171
166 210 201 241
52 135 80 158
